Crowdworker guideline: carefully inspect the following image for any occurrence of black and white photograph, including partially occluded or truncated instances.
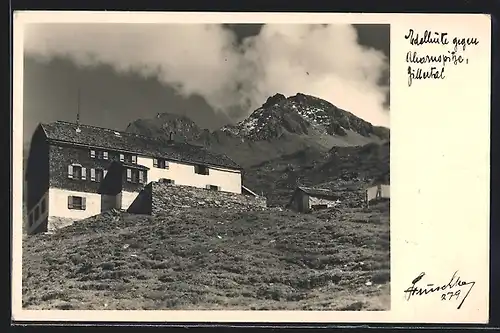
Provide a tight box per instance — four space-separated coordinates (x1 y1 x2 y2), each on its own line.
20 20 391 311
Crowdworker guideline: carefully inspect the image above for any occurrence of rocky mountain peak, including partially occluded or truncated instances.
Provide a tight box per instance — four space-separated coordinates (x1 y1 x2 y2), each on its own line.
126 112 203 142
221 92 389 142
262 93 287 108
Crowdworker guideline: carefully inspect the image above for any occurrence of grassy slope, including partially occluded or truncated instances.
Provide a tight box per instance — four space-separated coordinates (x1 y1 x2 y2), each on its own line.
22 201 390 311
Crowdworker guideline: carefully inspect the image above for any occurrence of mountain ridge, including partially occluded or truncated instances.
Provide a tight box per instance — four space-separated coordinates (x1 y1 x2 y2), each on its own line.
125 93 389 168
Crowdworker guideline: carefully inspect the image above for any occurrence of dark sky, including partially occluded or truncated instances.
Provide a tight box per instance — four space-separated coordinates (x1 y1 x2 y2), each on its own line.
22 24 389 145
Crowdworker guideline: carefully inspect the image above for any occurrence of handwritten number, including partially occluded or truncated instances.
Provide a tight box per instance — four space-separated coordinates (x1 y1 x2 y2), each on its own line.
406 271 475 309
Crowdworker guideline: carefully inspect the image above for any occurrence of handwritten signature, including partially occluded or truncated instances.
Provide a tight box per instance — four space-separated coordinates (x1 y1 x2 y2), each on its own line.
403 271 475 309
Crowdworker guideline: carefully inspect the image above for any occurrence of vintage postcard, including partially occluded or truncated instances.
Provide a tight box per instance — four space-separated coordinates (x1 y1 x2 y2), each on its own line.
12 11 491 324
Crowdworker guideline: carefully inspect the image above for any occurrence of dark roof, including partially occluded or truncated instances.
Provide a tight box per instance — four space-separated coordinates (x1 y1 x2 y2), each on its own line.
296 186 338 198
118 161 150 171
71 159 149 171
73 158 112 170
40 121 241 170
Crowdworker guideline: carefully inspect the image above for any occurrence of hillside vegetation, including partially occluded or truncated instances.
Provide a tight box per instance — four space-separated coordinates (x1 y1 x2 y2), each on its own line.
23 201 390 311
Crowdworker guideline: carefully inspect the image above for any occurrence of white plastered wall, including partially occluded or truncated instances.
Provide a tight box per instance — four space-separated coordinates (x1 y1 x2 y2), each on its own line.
121 191 140 210
48 188 101 220
137 156 242 194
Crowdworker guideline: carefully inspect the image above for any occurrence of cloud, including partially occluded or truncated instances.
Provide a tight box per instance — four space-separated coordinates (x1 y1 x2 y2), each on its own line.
24 23 390 127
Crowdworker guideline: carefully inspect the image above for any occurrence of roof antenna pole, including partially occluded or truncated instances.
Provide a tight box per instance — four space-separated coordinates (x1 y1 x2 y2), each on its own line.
76 86 81 126
76 85 82 133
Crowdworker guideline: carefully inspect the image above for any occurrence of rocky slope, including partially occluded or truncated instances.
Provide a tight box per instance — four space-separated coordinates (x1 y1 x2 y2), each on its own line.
126 113 207 142
244 142 390 207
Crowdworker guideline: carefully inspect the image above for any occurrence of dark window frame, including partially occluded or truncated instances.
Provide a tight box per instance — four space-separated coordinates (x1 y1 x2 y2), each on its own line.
195 165 209 175
153 158 169 169
126 168 147 184
90 168 104 182
68 196 86 210
163 178 175 184
90 149 109 160
121 153 137 164
68 164 86 180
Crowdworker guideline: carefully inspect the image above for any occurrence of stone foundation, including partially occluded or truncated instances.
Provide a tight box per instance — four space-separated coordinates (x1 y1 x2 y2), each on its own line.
149 182 267 214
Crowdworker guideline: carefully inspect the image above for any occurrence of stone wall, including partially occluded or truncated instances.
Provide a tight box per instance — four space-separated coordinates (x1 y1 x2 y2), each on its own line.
149 182 267 214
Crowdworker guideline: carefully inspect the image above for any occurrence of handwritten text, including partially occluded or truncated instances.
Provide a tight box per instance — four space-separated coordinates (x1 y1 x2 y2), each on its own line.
404 29 480 87
403 271 475 309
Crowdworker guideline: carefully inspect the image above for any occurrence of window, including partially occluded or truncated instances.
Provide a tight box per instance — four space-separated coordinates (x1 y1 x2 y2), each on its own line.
206 185 220 191
195 165 209 175
126 168 147 184
120 153 137 164
68 165 86 180
90 168 104 182
160 178 175 184
34 205 40 221
153 158 169 169
68 196 86 210
90 149 109 160
40 198 46 214
138 170 145 184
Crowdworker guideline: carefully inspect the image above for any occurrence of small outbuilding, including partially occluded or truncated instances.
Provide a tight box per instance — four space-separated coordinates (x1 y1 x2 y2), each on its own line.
288 186 340 213
365 183 390 206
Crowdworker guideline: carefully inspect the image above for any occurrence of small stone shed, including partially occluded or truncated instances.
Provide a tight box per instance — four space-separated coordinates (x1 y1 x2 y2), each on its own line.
288 186 340 213
365 183 390 206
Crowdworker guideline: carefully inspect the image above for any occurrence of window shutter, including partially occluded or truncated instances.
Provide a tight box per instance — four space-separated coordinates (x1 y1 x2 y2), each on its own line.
132 155 137 164
103 169 108 178
67 196 73 209
90 168 96 181
153 158 158 167
90 150 96 158
82 197 86 210
120 154 125 162
81 167 87 180
68 165 74 179
126 168 132 181
103 151 108 160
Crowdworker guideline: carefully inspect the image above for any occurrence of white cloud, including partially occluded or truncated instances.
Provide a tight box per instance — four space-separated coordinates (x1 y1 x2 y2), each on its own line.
24 23 390 127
